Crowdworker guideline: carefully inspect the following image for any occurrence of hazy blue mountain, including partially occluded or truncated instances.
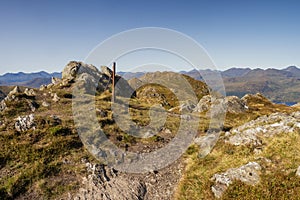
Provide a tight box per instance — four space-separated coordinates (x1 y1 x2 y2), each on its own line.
117 71 145 80
0 71 61 88
221 68 251 78
283 66 300 77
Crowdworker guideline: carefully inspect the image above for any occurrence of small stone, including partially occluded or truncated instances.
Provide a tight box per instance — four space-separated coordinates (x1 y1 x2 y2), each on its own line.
296 166 300 177
52 93 60 102
40 85 47 91
42 101 50 107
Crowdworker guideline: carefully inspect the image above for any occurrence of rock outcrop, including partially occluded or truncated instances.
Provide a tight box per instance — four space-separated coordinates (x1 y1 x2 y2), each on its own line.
241 93 273 106
61 61 135 97
15 114 35 132
194 95 248 114
24 88 36 96
73 158 185 200
211 162 261 198
74 162 146 200
4 86 21 101
226 111 300 147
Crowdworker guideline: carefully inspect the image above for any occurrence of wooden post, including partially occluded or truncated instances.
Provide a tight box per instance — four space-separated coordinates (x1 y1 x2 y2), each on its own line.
112 62 116 102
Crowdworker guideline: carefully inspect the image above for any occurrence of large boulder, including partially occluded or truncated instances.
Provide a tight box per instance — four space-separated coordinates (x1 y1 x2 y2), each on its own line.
62 61 102 83
224 96 248 113
62 61 135 97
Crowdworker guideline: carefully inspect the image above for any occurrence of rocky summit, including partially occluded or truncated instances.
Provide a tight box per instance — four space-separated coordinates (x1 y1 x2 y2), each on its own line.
0 61 300 199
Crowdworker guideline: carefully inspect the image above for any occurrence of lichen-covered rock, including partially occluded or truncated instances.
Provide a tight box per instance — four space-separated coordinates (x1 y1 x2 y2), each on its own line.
211 162 261 198
226 112 300 146
15 114 35 132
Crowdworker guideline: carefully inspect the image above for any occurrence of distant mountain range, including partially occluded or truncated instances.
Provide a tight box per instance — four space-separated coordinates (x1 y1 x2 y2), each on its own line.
0 71 61 88
123 66 300 103
1 66 299 103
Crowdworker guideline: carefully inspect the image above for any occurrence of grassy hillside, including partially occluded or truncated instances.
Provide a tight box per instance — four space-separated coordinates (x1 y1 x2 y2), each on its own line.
0 69 299 199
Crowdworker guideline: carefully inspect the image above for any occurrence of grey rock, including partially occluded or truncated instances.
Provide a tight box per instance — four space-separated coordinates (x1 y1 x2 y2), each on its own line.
27 100 38 112
62 61 101 83
15 114 35 132
194 95 248 114
195 131 221 158
211 162 261 198
24 88 36 96
101 66 113 77
96 109 108 118
0 100 7 112
194 95 212 112
62 61 135 97
179 100 196 113
224 96 248 113
226 112 300 146
74 163 146 200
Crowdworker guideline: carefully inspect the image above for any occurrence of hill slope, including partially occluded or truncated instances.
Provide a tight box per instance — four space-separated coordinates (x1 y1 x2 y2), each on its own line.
1 62 300 199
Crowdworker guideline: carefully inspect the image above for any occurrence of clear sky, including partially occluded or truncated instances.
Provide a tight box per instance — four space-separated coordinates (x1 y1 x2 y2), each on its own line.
0 0 300 74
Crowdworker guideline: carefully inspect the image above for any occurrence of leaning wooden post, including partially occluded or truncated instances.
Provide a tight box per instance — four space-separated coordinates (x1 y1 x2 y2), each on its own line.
112 62 116 102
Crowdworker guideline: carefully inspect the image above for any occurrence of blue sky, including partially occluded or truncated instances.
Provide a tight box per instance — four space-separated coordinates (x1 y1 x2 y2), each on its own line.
0 0 300 74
